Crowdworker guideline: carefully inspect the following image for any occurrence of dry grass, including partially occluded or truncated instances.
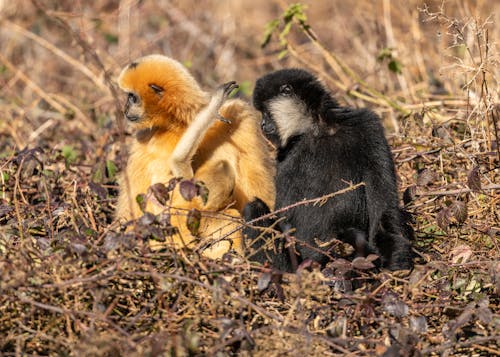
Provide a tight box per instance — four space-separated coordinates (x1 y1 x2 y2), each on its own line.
0 0 498 355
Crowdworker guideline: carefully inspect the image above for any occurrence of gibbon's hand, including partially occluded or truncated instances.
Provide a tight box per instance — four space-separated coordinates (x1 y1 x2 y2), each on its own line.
215 81 239 124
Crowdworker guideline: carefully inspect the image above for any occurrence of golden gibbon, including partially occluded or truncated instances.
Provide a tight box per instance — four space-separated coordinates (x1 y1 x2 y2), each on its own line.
116 55 275 258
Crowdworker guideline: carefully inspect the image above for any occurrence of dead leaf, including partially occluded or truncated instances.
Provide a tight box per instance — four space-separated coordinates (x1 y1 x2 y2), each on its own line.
467 166 481 192
257 271 272 291
450 244 473 264
449 200 468 224
436 208 451 230
352 256 376 270
382 293 409 318
416 168 437 186
149 182 170 206
403 185 417 205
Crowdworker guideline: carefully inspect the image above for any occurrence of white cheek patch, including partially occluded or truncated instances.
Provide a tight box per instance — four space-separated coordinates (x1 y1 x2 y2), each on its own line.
268 96 313 146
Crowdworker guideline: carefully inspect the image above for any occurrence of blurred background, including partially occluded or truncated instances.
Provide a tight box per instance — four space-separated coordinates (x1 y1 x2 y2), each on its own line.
1 0 498 146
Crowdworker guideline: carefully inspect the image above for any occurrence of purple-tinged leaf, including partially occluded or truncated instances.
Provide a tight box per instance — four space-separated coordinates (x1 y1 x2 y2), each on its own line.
416 168 437 186
467 166 481 192
179 179 198 201
352 256 376 270
449 200 467 224
149 182 170 206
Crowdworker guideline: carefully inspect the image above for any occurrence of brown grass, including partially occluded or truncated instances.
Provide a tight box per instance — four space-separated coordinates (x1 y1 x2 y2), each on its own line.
0 0 498 355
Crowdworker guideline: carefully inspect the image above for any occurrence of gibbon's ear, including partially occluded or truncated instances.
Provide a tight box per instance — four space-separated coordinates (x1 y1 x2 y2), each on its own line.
149 84 164 95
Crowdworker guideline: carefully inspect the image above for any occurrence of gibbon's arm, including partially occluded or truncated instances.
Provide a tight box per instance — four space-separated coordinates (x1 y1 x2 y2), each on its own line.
169 81 238 178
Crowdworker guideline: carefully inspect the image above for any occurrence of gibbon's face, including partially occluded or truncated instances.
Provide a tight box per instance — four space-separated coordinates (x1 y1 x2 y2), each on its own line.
117 54 204 129
252 68 325 148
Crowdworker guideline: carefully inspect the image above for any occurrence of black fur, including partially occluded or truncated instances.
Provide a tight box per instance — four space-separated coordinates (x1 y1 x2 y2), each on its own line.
244 69 413 272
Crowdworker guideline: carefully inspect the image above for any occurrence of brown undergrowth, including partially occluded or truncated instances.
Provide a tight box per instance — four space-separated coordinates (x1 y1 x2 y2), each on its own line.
0 0 498 355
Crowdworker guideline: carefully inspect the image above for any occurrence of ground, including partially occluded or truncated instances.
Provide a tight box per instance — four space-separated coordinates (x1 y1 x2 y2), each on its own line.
0 1 498 355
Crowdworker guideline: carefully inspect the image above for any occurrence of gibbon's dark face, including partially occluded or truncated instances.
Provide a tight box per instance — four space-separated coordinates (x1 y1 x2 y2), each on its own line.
252 69 326 148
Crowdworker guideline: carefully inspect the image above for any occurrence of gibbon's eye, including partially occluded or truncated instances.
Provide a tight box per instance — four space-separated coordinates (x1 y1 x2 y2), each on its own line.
128 92 139 105
149 84 164 95
279 84 293 96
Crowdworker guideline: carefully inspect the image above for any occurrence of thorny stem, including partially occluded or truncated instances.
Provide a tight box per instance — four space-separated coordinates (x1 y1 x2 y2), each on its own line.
202 182 366 252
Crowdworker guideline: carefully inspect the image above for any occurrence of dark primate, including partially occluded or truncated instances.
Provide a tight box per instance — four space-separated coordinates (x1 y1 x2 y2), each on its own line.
244 68 413 272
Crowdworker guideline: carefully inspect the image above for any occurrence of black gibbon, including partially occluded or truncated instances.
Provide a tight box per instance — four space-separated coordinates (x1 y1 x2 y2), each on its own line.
243 68 413 271
116 54 275 258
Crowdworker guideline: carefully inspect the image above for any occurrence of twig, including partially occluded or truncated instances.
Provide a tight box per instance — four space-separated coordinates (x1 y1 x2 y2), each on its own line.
30 0 122 116
132 271 284 323
248 182 365 226
417 184 500 197
15 294 131 337
203 182 366 251
421 335 499 354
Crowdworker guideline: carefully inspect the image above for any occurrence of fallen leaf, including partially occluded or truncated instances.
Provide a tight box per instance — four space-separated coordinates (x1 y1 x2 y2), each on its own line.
450 244 473 264
257 271 272 292
467 166 481 192
382 293 409 318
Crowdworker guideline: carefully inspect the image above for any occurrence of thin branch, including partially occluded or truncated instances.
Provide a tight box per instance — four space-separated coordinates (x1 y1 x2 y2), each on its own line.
417 183 500 196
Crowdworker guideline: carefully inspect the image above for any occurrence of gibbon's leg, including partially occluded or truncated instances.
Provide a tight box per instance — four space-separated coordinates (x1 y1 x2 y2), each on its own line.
192 160 236 211
243 198 274 261
169 81 239 178
243 198 296 272
339 228 371 258
195 207 242 259
375 211 414 270
169 159 242 257
192 159 242 257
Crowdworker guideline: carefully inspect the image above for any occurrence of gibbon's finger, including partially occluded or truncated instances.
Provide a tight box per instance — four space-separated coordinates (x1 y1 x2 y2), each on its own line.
221 81 239 98
217 113 231 124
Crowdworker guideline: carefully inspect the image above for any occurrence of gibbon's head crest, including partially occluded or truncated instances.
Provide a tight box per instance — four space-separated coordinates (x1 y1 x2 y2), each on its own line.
117 54 206 129
253 68 334 148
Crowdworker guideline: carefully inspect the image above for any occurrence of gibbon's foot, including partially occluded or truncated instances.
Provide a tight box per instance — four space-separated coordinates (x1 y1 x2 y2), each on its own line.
215 81 239 124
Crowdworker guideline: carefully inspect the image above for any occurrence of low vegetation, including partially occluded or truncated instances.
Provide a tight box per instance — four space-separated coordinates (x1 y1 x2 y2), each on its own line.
0 1 498 355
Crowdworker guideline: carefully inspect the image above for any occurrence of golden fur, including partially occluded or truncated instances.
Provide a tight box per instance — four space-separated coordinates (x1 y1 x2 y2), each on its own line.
115 55 275 258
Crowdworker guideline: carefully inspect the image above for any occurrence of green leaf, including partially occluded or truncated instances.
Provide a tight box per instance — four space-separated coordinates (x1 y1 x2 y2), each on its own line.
196 181 209 206
61 145 77 166
104 32 118 44
92 166 104 183
106 160 117 180
278 49 289 60
238 80 252 97
377 47 393 61
278 21 292 47
186 208 201 236
283 3 308 24
388 59 403 74
261 19 280 48
136 193 146 213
